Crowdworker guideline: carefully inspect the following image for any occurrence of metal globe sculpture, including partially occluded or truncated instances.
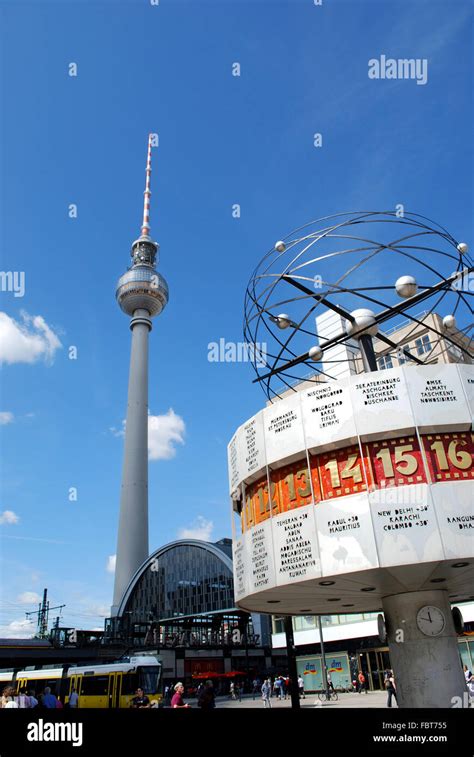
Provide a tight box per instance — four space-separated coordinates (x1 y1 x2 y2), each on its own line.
244 211 473 401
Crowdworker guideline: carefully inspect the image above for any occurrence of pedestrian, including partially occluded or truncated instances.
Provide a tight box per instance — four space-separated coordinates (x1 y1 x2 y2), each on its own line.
297 675 305 699
252 678 259 700
385 670 397 708
357 671 367 694
17 687 31 708
230 681 236 700
55 695 64 709
28 689 38 709
261 679 272 708
197 680 215 710
235 682 241 702
327 672 334 693
273 677 281 699
463 664 472 684
130 687 151 708
467 674 474 699
171 682 190 708
68 688 79 708
284 676 290 700
41 687 58 708
278 676 285 700
1 686 15 708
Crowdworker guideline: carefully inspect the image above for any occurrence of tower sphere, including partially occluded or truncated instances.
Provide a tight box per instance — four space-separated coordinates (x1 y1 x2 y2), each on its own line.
276 313 291 329
308 345 323 361
275 241 286 252
116 266 169 317
345 308 378 337
457 242 468 254
395 275 417 298
443 314 457 332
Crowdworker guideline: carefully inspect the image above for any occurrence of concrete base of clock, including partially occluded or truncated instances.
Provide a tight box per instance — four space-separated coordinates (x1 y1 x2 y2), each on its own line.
382 590 468 708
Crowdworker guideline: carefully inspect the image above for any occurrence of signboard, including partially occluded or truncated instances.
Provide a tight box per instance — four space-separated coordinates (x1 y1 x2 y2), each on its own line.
421 431 474 483
232 535 249 602
311 444 371 501
243 475 270 531
296 653 351 692
240 412 266 482
431 481 474 558
227 432 241 494
247 519 276 594
350 367 415 440
314 492 379 575
272 505 321 585
269 456 320 513
458 364 474 427
263 393 306 466
301 378 357 451
365 436 427 489
406 364 470 432
370 484 444 566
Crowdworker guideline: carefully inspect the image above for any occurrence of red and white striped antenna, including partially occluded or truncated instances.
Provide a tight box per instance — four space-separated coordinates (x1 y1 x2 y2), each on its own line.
140 133 154 238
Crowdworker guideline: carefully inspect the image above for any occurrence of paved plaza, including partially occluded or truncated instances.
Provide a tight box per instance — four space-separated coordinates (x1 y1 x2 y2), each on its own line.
213 691 393 709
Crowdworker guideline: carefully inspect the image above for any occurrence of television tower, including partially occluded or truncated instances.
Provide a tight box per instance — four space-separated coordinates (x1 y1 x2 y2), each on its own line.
111 134 169 616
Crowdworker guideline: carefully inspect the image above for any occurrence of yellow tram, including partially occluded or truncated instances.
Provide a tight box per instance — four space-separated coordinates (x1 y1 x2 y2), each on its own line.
0 655 162 708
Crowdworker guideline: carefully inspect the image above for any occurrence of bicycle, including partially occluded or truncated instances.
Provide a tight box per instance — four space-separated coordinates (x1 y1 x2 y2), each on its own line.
317 688 338 702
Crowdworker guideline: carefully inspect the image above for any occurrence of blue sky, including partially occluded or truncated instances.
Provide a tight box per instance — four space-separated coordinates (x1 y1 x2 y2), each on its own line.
0 0 472 634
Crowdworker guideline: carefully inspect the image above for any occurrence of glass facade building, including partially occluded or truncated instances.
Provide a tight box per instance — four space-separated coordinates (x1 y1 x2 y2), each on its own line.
119 539 235 623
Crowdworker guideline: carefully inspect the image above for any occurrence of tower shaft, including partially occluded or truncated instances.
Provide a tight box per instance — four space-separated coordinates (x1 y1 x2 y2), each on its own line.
112 309 152 613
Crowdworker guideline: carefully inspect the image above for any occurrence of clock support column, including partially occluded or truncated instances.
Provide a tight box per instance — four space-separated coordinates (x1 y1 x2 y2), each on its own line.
382 590 468 708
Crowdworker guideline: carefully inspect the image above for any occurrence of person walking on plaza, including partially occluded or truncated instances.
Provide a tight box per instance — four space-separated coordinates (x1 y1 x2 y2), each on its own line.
42 687 58 708
252 678 259 700
68 687 79 708
197 680 215 710
261 679 272 708
273 676 281 699
278 676 286 700
171 682 190 708
17 687 31 708
28 689 38 709
385 670 397 707
297 675 305 699
230 681 236 700
1 686 15 708
357 671 367 694
130 687 151 708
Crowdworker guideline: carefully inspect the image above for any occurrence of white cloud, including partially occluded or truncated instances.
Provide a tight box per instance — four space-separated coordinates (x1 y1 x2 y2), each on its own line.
112 408 186 461
0 311 61 365
0 411 13 425
178 516 214 541
0 510 19 525
86 603 110 618
17 591 41 605
109 425 124 438
106 555 116 574
148 409 185 460
0 618 36 639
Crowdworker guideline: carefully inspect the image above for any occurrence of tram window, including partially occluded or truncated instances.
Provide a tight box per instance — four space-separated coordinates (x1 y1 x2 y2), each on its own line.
121 673 139 695
138 666 160 694
30 679 60 695
80 676 109 696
